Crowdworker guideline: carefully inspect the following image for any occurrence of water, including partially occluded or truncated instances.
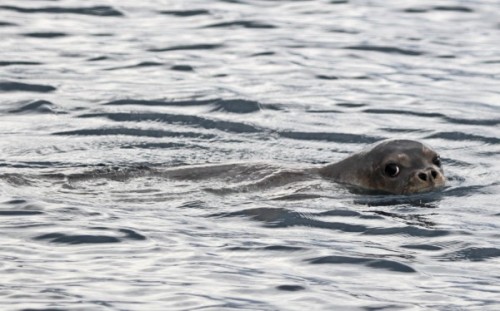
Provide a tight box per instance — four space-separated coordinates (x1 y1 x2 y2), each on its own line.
0 0 499 310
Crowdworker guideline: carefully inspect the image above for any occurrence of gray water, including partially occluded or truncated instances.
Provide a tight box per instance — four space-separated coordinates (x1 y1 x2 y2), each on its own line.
1 0 500 310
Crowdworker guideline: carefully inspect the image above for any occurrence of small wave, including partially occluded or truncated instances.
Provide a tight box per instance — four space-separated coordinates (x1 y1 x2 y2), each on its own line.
425 132 500 144
439 247 500 262
363 226 450 237
276 285 305 291
0 61 42 66
0 5 123 17
0 210 44 216
204 20 276 29
148 44 223 52
0 21 17 26
105 61 164 70
104 98 264 113
34 228 146 245
0 81 56 93
9 100 63 114
404 6 474 13
80 112 262 133
307 255 416 273
53 127 215 139
344 45 423 56
171 65 194 72
22 32 67 38
364 108 500 126
159 9 210 17
278 131 381 143
401 244 442 251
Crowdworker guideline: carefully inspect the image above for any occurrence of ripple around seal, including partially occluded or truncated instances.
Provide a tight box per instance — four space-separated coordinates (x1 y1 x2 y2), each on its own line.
79 113 262 133
211 207 368 233
0 81 56 93
0 5 124 17
53 128 216 139
344 45 423 56
307 255 416 273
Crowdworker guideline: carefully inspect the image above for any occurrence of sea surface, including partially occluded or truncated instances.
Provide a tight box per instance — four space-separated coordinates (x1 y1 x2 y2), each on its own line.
0 0 499 310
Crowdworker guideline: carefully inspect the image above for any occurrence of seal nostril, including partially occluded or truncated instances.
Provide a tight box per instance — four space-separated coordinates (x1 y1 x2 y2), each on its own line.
418 172 427 181
431 170 438 179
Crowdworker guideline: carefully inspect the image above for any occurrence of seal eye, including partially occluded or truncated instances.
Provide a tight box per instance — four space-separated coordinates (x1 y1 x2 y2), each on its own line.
384 163 400 178
432 156 441 167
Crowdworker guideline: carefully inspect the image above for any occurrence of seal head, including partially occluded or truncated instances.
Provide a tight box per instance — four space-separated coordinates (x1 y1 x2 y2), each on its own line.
319 139 445 194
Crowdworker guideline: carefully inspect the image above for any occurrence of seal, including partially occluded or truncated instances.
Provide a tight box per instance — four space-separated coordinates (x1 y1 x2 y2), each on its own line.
318 139 445 194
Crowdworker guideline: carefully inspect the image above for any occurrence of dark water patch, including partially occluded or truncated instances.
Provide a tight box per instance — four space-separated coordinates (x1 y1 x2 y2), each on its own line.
159 9 210 17
228 245 304 252
87 56 109 61
34 228 145 245
106 61 164 70
363 226 449 237
483 60 500 64
148 44 223 52
120 142 190 150
271 193 323 201
0 81 56 93
0 5 123 17
0 21 17 26
80 113 262 133
307 255 416 273
22 32 67 38
440 247 500 262
53 127 215 139
433 6 474 13
204 20 276 29
210 99 261 113
278 131 381 143
344 45 423 56
316 75 339 80
276 285 305 291
21 309 65 311
425 132 500 144
103 98 209 107
212 207 368 233
171 65 194 72
251 51 275 57
0 61 42 66
364 108 500 126
404 6 474 13
34 233 121 244
401 244 442 251
9 100 62 114
330 0 349 4
0 210 44 216
337 103 366 108
403 8 430 13
117 229 147 241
